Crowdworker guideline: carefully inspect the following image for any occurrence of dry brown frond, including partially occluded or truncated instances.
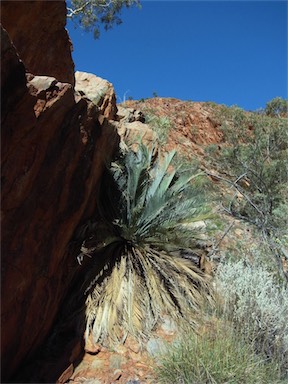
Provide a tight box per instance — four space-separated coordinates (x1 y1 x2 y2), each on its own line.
85 245 213 346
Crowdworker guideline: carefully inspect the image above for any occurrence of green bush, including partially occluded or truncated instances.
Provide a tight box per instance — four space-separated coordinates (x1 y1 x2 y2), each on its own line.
265 97 288 117
204 143 219 158
155 258 287 383
215 260 288 378
145 114 172 145
207 104 288 281
211 104 288 234
155 322 282 384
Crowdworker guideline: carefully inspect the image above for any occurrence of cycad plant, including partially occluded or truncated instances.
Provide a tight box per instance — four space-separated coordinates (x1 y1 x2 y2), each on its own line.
82 142 214 346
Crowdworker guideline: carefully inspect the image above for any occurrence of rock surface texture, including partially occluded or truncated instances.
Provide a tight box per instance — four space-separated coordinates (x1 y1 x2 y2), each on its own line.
123 98 223 157
1 0 75 85
1 6 119 381
115 109 158 152
75 71 117 120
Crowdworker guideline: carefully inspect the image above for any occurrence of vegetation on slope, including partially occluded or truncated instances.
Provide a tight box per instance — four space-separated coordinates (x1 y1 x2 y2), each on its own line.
75 97 287 381
124 98 287 382
216 260 288 375
155 322 283 384
204 101 288 282
155 259 288 383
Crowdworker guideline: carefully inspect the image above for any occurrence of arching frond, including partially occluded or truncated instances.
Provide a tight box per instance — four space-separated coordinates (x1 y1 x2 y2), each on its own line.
85 246 213 345
109 142 213 247
84 141 215 346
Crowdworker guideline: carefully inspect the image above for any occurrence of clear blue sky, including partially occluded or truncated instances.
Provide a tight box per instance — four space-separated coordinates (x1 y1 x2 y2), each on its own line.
67 1 287 111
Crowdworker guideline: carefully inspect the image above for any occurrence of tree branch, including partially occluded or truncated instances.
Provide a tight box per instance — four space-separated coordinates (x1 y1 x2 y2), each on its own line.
262 229 288 285
67 0 116 18
204 170 265 218
67 1 91 18
209 221 235 259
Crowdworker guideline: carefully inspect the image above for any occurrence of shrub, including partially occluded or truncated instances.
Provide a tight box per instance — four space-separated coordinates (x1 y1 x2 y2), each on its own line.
215 260 288 378
204 143 219 157
155 321 282 384
145 114 172 145
220 107 287 230
211 105 288 231
265 97 288 117
206 104 288 281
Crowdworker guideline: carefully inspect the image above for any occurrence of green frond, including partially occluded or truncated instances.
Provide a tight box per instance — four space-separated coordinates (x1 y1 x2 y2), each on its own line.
108 142 212 247
147 149 177 200
84 141 215 346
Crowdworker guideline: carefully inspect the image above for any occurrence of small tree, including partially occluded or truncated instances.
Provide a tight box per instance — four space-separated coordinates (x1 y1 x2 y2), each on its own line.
265 97 288 117
67 0 140 38
205 104 288 282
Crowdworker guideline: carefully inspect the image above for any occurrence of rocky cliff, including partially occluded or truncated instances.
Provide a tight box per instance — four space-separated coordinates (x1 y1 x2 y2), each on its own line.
1 0 75 85
1 2 120 381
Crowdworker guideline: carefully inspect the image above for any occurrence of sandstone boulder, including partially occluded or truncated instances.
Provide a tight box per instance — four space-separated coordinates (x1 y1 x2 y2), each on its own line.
75 71 117 120
113 105 158 152
117 106 145 123
116 120 158 152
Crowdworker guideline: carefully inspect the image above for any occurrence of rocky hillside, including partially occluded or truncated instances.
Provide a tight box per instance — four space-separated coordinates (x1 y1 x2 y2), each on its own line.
120 98 223 156
2 2 287 384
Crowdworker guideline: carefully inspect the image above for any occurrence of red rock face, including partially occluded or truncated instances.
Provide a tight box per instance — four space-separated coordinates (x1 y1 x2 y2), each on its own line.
1 23 119 383
123 98 224 158
1 0 75 86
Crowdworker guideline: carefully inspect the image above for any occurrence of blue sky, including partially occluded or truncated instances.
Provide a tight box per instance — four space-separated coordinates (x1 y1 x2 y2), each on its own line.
67 1 287 111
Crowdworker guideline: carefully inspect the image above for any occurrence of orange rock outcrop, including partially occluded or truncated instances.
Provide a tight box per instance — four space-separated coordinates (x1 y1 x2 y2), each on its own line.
1 3 119 381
